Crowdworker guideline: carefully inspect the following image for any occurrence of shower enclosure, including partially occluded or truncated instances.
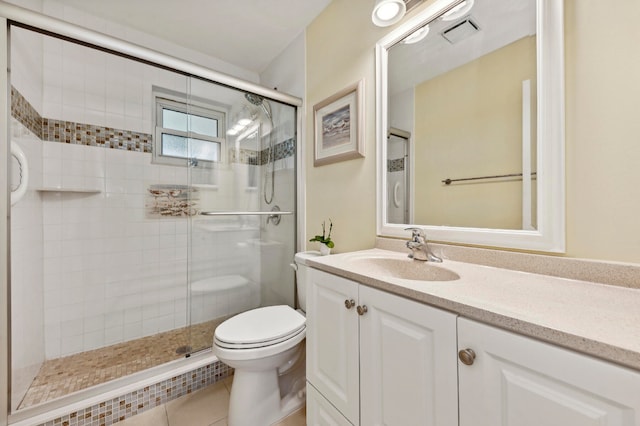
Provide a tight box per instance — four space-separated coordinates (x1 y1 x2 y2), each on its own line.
7 18 298 415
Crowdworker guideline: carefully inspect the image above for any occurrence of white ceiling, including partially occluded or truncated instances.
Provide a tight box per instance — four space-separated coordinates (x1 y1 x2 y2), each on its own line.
54 0 332 74
388 0 536 95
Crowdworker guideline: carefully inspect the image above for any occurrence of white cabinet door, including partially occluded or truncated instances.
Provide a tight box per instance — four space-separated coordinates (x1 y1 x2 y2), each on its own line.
458 317 640 426
359 285 458 426
307 383 354 426
307 269 360 425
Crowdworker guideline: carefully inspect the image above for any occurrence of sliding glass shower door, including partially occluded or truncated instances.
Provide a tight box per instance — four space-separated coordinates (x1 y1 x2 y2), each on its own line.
8 22 297 412
186 77 297 354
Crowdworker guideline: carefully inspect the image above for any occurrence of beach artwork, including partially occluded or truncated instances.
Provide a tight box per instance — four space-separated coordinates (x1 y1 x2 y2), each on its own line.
313 80 364 166
321 105 351 149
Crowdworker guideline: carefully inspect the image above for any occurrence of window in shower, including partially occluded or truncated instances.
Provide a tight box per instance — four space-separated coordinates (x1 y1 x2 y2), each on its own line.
154 94 226 167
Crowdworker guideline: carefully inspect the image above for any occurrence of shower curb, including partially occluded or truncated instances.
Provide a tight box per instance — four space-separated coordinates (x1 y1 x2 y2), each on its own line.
22 359 232 426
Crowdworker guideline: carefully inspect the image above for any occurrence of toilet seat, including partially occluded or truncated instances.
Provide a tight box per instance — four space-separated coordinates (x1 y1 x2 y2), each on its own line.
214 305 305 349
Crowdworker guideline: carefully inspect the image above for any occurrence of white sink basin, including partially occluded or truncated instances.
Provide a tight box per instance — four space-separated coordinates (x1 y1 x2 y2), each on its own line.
349 256 460 282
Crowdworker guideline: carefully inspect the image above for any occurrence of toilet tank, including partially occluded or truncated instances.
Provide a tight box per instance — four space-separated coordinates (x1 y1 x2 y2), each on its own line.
293 251 321 312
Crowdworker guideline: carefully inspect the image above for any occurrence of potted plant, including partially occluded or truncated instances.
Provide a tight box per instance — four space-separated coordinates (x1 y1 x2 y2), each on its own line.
309 219 334 255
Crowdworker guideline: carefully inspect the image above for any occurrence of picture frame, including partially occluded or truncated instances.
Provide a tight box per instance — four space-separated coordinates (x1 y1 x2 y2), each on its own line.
313 80 365 166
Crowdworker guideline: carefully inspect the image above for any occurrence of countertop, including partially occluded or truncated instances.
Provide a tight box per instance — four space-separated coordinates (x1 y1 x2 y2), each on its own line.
307 248 640 371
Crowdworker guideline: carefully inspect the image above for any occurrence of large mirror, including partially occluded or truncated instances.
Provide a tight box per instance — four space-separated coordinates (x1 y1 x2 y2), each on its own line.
376 0 565 252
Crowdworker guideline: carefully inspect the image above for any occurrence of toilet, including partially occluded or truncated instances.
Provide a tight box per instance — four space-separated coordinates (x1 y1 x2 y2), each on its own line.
213 251 319 426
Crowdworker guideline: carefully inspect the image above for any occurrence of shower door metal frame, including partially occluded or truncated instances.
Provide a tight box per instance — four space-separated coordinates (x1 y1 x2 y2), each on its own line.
0 1 304 423
1 14 10 426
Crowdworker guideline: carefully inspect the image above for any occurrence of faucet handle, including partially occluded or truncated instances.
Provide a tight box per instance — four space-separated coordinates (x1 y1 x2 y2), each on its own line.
404 227 426 240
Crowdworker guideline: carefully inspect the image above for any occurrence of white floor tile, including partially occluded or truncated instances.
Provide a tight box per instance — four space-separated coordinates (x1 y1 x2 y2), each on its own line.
119 404 168 426
166 381 229 426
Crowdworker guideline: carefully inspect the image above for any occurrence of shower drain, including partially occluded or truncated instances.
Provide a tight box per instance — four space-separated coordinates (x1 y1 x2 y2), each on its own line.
175 345 192 355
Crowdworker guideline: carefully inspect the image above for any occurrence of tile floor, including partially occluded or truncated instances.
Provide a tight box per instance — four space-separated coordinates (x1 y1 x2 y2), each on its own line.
118 376 306 426
19 318 227 409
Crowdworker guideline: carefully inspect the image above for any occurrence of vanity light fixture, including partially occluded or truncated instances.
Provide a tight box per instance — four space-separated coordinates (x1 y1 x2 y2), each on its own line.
402 24 430 44
372 0 406 27
441 0 474 21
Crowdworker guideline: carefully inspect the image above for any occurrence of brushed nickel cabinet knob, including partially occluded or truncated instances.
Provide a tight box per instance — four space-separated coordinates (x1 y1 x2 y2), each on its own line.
458 348 476 365
344 299 355 309
356 305 368 316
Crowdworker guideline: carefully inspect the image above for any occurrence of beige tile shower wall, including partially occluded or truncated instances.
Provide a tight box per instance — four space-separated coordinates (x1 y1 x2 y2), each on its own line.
41 145 191 359
41 34 186 137
40 143 272 359
10 121 44 411
10 16 43 115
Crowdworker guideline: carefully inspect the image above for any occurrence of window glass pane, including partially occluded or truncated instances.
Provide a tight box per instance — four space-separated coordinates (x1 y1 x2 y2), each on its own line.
161 134 220 162
163 108 188 132
161 133 188 158
188 138 220 162
189 114 218 137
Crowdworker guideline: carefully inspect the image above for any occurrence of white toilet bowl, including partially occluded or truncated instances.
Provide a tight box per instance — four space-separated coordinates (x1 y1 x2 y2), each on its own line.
213 305 306 426
212 252 319 426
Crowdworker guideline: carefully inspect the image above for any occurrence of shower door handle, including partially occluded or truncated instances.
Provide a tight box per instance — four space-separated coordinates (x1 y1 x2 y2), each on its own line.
200 211 293 216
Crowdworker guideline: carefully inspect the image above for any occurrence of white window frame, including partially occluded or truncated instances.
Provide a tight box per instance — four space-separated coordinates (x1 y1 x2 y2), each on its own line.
153 91 226 167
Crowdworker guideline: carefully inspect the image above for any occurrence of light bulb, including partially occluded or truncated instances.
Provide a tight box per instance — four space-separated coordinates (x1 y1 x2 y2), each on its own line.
372 0 406 27
441 0 475 21
403 25 430 44
376 2 400 21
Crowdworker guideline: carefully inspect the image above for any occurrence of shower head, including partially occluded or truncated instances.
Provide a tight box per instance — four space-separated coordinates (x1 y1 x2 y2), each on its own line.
245 93 265 106
244 92 272 121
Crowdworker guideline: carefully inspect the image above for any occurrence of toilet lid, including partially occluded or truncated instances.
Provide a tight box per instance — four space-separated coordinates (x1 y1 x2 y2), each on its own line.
214 305 306 349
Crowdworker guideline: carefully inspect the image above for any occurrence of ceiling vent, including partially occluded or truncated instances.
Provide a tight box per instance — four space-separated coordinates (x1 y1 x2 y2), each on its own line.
442 17 480 44
404 0 424 13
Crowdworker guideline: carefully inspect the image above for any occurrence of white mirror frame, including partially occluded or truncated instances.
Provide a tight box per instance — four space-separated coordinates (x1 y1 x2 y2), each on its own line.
376 0 565 252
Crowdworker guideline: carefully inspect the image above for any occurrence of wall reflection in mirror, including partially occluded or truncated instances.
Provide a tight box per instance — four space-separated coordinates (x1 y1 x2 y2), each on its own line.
386 0 537 230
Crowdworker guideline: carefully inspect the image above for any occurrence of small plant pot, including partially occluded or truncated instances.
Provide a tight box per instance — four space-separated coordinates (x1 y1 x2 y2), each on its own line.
319 243 331 256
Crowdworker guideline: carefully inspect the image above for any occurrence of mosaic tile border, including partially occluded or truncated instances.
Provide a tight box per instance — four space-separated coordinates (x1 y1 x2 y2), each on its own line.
43 118 153 152
388 158 405 172
229 138 296 166
11 86 43 139
37 360 232 426
11 86 296 163
11 85 152 152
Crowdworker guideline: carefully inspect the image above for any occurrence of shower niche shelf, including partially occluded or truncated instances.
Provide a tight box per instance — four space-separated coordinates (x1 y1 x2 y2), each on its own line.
37 187 102 194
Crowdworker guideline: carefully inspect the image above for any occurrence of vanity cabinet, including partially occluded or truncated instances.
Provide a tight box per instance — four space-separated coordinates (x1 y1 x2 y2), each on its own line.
458 317 640 426
306 269 458 426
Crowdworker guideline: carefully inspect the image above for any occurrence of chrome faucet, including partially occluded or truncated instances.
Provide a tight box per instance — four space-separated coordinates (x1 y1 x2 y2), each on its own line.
405 227 442 262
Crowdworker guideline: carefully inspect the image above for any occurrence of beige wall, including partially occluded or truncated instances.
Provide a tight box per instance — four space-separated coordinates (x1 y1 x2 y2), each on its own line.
305 0 389 253
564 0 640 263
306 0 640 264
413 36 536 229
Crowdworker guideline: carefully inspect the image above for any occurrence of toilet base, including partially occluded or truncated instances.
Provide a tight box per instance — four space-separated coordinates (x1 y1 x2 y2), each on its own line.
228 368 305 426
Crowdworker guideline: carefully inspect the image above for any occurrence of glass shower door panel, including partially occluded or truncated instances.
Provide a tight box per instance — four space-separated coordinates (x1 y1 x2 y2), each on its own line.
9 25 194 411
187 77 297 354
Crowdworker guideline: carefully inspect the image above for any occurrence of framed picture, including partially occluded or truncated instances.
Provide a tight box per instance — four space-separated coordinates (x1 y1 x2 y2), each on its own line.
313 80 364 166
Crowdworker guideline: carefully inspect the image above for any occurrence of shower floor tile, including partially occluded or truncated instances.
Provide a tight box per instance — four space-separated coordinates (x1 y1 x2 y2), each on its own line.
18 318 226 409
